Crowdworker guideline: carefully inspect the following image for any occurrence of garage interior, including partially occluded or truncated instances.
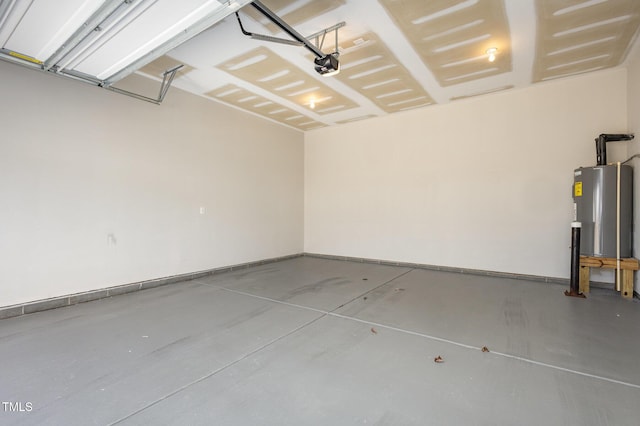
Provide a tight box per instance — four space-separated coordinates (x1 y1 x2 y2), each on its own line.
1 0 640 424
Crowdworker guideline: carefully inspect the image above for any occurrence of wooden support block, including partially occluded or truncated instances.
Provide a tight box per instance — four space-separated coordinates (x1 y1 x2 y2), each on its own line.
622 270 634 299
579 256 639 270
579 266 590 294
578 256 638 299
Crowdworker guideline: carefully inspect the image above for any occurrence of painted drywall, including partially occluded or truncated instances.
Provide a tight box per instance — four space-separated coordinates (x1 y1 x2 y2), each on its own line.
304 68 628 279
626 44 640 293
0 61 303 307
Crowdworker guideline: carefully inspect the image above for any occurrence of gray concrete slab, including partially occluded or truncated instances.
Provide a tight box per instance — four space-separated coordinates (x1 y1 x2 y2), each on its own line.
196 256 410 311
335 268 640 385
1 257 639 425
119 315 640 426
0 281 322 425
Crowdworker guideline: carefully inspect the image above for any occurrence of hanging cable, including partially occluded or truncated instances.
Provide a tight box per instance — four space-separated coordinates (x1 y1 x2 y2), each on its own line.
622 152 640 164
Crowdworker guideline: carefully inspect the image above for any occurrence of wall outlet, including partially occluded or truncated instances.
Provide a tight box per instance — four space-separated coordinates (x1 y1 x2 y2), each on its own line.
199 207 206 215
107 233 116 246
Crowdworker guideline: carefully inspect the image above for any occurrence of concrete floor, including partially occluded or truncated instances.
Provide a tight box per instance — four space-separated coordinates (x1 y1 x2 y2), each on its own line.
1 257 639 425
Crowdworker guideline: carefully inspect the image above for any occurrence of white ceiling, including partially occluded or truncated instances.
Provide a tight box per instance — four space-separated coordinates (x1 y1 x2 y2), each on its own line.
2 0 640 131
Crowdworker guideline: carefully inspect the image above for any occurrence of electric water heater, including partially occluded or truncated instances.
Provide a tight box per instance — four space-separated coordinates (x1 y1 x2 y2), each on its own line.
573 165 632 258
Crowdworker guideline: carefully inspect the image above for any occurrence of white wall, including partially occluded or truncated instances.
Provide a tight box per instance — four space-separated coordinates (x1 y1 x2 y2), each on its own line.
0 60 304 307
626 44 640 293
305 69 628 279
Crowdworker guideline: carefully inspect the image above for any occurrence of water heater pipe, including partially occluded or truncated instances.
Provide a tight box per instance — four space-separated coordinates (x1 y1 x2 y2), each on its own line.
616 162 621 291
595 134 634 166
565 221 586 298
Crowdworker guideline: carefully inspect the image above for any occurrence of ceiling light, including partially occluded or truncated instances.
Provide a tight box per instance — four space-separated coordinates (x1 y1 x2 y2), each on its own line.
309 99 316 109
314 53 340 76
486 47 498 62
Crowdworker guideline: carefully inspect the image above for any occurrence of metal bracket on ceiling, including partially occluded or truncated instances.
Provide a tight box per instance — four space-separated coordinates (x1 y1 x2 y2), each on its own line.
235 11 345 55
242 1 345 56
306 22 346 59
238 1 345 76
104 64 184 105
0 47 182 105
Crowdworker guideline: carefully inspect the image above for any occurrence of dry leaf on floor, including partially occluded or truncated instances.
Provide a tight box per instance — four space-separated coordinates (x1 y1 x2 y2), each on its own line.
370 327 377 334
481 346 490 353
394 288 405 292
434 356 444 363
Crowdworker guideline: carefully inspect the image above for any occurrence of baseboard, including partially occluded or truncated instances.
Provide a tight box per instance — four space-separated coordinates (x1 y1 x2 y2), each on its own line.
302 252 620 291
303 252 572 284
2 251 634 321
0 253 303 321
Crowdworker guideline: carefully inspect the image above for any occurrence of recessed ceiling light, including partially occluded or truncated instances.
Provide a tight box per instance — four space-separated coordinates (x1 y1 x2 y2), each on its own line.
486 47 498 62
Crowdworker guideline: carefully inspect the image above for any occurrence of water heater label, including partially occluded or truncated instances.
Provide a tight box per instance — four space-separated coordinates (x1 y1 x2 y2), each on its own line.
574 181 583 197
